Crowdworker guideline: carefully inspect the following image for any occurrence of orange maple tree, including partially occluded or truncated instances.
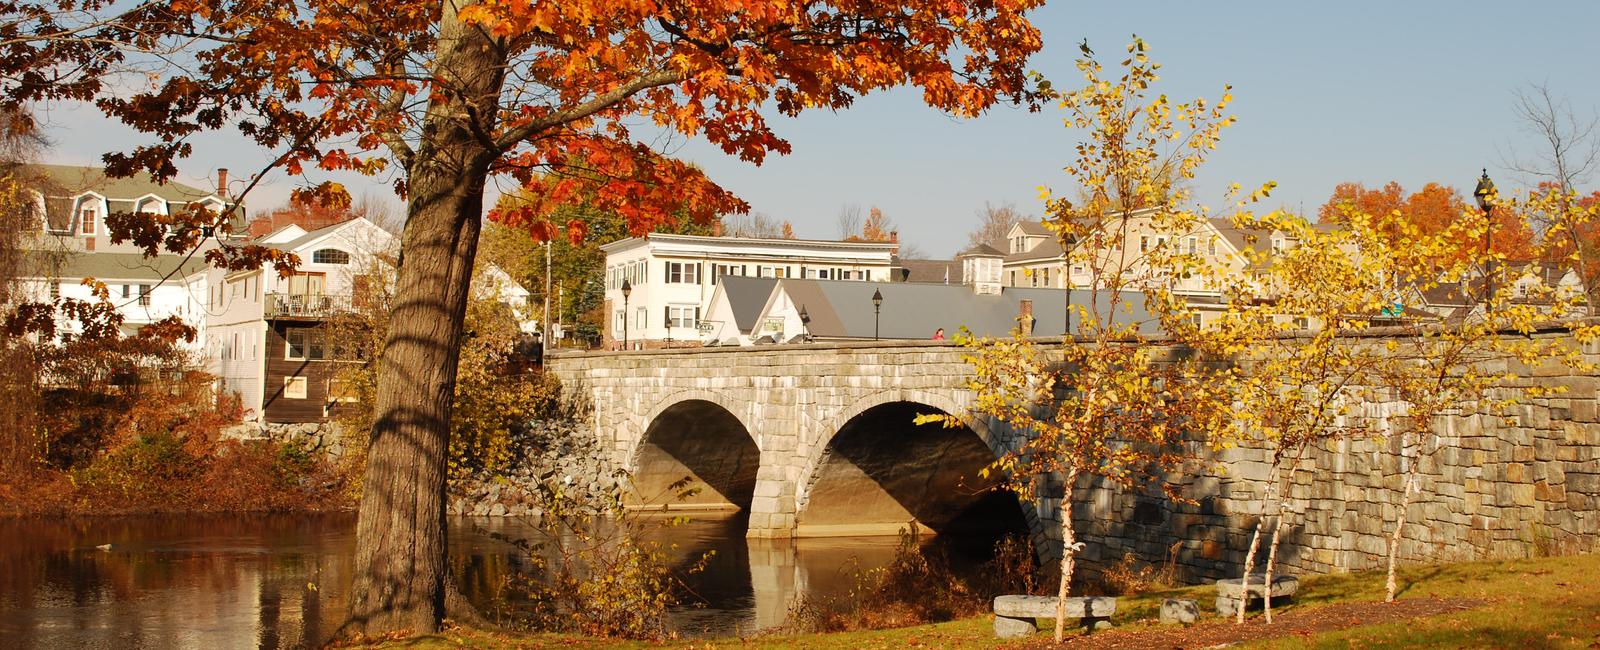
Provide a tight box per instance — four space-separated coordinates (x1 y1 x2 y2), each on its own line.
3 0 1046 635
1318 180 1534 259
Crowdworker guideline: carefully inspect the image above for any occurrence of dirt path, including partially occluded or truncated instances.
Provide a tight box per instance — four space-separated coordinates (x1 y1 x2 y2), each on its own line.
1021 596 1484 649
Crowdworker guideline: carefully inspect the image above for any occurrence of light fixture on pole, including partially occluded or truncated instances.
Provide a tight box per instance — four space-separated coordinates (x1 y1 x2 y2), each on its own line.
799 305 811 342
871 288 884 341
620 279 632 350
1473 169 1496 307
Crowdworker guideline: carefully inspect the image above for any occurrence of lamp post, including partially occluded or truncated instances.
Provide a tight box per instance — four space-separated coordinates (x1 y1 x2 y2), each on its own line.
871 288 883 341
620 279 632 350
799 305 811 342
1473 169 1496 308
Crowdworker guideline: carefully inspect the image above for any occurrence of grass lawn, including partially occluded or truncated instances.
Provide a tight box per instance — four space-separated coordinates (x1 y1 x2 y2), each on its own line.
358 551 1600 649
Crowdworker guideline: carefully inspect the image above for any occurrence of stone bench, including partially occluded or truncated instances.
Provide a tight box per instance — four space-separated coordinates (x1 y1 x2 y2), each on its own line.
1214 574 1299 617
992 595 1117 638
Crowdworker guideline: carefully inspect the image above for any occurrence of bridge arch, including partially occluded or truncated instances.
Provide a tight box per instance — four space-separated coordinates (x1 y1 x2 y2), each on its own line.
628 390 760 512
794 390 1035 546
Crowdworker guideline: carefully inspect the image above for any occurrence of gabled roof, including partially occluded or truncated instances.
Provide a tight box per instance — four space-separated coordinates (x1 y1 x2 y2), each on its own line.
958 242 1005 257
255 217 393 254
716 275 780 333
1014 220 1052 236
768 279 1161 340
896 258 958 283
1005 237 1064 263
29 252 210 281
21 164 244 233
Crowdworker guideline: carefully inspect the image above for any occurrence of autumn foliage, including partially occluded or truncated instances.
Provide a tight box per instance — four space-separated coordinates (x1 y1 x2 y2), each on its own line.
1317 181 1535 260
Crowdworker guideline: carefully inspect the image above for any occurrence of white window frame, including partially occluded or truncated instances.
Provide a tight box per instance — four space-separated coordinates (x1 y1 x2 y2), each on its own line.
283 376 308 399
666 261 699 284
79 207 97 235
666 304 697 328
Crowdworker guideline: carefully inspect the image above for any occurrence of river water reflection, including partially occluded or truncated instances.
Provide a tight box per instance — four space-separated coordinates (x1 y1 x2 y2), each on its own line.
0 513 1002 648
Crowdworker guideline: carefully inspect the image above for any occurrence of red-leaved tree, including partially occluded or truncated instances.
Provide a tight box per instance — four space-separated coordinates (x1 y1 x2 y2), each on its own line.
2 0 1046 635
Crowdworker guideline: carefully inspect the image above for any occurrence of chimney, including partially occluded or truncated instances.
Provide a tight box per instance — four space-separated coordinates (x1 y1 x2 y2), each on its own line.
712 220 724 237
216 168 229 199
889 230 898 243
1018 299 1034 336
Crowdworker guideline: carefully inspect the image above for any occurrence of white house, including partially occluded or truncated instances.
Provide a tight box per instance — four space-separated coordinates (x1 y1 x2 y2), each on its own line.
599 233 899 348
14 164 244 348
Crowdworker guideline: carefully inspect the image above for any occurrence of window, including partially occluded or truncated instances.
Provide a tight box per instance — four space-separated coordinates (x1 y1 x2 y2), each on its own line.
312 249 350 264
283 376 308 399
1010 270 1017 286
757 265 787 278
1209 237 1218 256
1292 316 1310 330
50 282 61 301
328 377 358 403
1042 268 1051 286
121 284 131 299
815 268 831 280
138 284 151 307
79 207 97 235
712 263 744 284
286 328 327 360
1139 235 1150 253
1187 236 1198 255
286 272 325 297
666 261 699 284
666 305 698 328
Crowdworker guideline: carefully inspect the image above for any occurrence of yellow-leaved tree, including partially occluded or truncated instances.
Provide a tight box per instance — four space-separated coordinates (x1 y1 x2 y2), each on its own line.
1342 189 1599 604
1194 212 1390 623
923 37 1264 641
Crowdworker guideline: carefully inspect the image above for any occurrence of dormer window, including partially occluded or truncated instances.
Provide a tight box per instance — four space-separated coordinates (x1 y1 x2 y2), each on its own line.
313 249 350 264
79 207 97 235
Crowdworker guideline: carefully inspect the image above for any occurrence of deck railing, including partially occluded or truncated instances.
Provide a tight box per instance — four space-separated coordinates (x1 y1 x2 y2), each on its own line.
266 293 354 319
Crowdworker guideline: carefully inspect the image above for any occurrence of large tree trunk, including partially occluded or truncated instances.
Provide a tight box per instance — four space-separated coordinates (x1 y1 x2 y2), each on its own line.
341 1 507 636
1053 467 1080 643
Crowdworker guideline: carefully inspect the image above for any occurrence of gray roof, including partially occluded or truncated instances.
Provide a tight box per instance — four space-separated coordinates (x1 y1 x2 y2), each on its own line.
1005 236 1064 263
22 164 246 233
778 279 1161 340
896 258 958 283
716 275 780 333
1015 220 1052 236
958 242 1005 257
261 220 353 251
32 251 209 281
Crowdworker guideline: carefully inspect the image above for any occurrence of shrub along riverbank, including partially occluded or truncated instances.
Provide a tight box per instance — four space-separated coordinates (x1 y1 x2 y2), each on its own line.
346 551 1600 649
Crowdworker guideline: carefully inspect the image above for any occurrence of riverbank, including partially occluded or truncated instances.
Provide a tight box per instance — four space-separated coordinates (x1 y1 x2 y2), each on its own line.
357 550 1600 648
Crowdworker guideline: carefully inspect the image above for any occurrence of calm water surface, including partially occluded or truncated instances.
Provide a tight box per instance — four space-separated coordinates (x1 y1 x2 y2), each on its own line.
0 513 1000 649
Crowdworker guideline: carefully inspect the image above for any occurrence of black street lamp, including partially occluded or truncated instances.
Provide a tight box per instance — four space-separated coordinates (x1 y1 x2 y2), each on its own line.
799 304 811 341
871 288 884 340
1473 169 1496 308
620 279 632 350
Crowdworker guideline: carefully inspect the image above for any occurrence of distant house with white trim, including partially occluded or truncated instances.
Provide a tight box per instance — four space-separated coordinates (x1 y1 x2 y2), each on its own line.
600 234 899 349
13 164 244 346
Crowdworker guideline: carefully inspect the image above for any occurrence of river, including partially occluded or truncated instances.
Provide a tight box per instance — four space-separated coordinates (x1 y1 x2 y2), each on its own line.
0 512 1008 648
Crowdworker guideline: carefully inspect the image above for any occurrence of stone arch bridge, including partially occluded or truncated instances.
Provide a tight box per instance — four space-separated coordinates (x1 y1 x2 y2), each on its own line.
547 329 1600 585
547 339 1047 547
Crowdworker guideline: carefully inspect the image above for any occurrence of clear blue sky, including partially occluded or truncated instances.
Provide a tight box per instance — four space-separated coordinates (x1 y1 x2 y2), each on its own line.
34 1 1600 258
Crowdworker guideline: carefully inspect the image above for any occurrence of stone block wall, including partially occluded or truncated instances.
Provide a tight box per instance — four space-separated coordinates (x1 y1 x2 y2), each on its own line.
1034 334 1600 582
549 330 1600 584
